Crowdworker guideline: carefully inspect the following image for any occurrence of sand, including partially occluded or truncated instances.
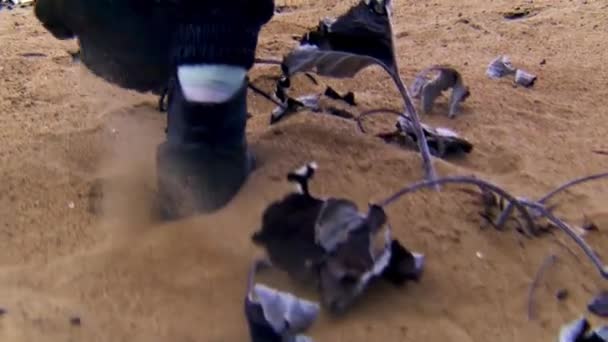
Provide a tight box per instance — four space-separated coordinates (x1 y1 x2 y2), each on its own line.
0 0 607 341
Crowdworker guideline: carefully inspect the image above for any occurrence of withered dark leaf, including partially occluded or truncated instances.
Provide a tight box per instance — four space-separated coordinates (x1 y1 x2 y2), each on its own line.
298 1 394 69
283 45 385 79
282 0 394 80
245 261 319 342
253 162 424 314
379 115 473 158
582 216 599 232
314 199 363 252
411 65 470 118
589 292 608 317
558 317 608 342
381 240 425 285
270 94 320 125
324 86 356 106
487 55 516 79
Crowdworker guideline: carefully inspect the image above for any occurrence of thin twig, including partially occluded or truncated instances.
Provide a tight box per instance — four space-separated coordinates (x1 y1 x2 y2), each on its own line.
528 254 557 320
593 150 608 156
385 4 438 190
524 201 608 279
538 172 608 204
496 172 608 229
375 176 537 236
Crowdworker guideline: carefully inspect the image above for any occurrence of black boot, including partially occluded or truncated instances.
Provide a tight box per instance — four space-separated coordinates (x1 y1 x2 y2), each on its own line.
156 3 275 219
34 0 275 219
156 75 254 219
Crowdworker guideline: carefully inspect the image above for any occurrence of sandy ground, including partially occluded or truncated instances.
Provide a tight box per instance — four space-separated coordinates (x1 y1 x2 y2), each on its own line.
0 0 607 341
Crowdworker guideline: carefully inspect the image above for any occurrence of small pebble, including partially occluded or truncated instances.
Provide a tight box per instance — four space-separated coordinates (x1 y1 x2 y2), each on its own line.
0 308 6 316
70 317 81 326
476 251 484 259
556 289 569 301
68 201 75 209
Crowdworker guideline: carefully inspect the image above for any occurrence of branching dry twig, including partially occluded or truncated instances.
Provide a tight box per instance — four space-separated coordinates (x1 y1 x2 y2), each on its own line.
528 254 557 320
496 172 608 229
374 174 608 280
375 175 537 236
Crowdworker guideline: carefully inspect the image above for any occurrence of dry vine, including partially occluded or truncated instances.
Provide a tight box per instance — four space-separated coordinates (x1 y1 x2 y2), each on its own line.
372 173 608 280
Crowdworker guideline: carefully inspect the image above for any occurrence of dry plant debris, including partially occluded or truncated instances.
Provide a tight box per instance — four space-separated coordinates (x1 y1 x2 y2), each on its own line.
357 108 473 158
252 161 608 324
588 292 608 318
245 260 319 342
410 65 470 118
559 317 608 342
252 0 440 188
487 55 538 88
251 162 424 314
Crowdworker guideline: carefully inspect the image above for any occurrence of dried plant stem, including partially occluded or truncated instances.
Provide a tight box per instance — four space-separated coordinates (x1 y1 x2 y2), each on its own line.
376 176 536 236
528 254 557 320
385 5 439 190
496 172 608 229
523 202 608 279
538 172 608 204
377 174 608 279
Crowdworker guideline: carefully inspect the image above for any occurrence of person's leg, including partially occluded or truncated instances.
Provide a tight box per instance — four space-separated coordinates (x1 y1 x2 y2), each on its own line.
156 69 253 218
34 0 275 219
155 6 273 219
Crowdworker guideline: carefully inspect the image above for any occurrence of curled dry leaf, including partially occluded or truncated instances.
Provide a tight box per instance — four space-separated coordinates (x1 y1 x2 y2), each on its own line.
487 55 516 79
245 260 319 342
324 86 356 106
397 115 473 157
515 69 537 88
270 94 321 124
487 55 538 88
363 0 392 15
296 1 394 70
371 112 473 159
559 317 608 342
588 292 608 317
411 65 470 118
252 162 424 314
280 0 393 79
